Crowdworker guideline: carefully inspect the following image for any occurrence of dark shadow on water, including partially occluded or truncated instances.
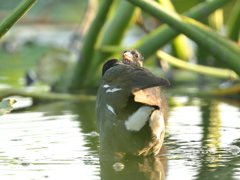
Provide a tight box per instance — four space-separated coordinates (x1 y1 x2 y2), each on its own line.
100 145 168 180
70 100 169 179
71 100 169 179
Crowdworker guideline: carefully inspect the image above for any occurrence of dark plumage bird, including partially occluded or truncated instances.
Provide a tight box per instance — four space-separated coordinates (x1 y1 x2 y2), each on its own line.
96 50 170 161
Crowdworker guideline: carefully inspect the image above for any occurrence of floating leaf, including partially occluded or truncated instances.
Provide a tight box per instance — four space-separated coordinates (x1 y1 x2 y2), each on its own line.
0 99 17 116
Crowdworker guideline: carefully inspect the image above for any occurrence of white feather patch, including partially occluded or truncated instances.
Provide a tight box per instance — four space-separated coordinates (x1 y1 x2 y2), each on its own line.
106 104 116 115
106 88 121 93
103 84 110 88
125 106 153 131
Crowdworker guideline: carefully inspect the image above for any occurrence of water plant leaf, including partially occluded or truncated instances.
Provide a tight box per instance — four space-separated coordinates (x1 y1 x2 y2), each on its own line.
0 89 96 102
0 99 17 116
195 0 224 66
227 0 240 42
69 0 114 91
92 0 136 68
157 51 240 80
158 0 193 61
127 0 240 76
0 0 37 39
70 0 136 89
131 0 232 60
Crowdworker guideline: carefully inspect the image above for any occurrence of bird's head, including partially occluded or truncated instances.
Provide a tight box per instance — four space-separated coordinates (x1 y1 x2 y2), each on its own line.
122 50 143 67
102 59 122 76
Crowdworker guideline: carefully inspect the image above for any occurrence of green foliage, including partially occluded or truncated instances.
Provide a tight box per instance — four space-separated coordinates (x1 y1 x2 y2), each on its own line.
196 0 224 67
129 0 240 75
69 0 237 91
0 99 17 116
131 0 232 60
92 1 136 70
157 51 240 80
69 0 114 91
158 0 193 61
69 0 136 90
0 0 37 39
227 0 240 42
0 0 239 99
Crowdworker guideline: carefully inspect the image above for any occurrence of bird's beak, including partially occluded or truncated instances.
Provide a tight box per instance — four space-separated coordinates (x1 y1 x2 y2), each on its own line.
123 52 133 61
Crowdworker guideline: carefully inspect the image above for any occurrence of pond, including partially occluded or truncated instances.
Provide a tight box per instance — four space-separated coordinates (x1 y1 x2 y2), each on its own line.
0 95 240 180
0 1 239 177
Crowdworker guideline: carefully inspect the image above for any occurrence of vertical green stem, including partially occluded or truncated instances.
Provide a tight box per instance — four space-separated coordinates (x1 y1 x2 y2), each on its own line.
93 0 136 68
88 0 136 84
69 0 113 91
72 0 136 89
0 0 37 39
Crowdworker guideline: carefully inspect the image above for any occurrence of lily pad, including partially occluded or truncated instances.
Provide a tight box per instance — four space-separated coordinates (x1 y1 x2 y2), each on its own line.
0 99 17 116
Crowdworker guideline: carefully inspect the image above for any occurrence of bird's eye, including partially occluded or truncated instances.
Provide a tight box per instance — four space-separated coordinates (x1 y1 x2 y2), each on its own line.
135 54 138 58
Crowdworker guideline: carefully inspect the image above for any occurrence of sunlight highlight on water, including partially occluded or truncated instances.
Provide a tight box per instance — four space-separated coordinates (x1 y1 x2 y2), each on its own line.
0 97 240 180
0 107 99 180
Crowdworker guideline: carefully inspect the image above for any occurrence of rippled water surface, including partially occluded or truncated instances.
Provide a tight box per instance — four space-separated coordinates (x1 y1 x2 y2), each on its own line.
0 96 240 180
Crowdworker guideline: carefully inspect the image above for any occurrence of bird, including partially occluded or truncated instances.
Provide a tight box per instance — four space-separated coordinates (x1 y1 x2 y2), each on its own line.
96 50 170 161
122 49 143 67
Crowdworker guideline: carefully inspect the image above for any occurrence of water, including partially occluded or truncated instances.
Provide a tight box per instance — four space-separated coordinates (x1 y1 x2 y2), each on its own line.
0 96 240 180
0 100 100 180
0 0 239 178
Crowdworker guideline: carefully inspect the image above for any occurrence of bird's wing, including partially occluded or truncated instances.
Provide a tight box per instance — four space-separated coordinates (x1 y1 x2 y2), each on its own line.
130 67 170 92
133 87 162 107
128 67 169 107
97 64 169 121
101 65 135 110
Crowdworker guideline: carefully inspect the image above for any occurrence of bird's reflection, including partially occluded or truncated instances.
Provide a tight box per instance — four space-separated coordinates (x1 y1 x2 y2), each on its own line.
99 145 168 180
